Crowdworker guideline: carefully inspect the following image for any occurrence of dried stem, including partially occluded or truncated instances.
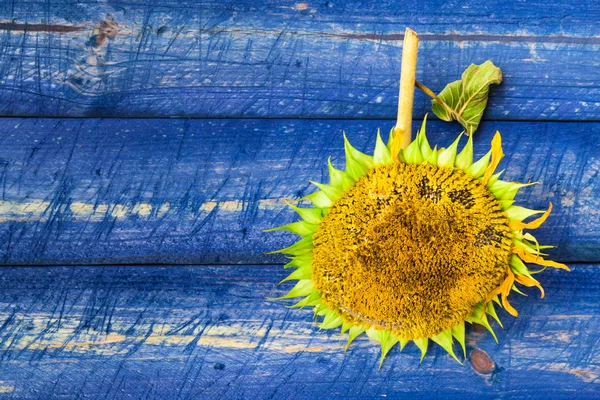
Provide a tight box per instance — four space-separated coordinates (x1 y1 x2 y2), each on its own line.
392 28 419 161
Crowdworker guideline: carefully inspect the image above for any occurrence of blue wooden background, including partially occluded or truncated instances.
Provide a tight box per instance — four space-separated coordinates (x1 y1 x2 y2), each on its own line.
0 1 599 398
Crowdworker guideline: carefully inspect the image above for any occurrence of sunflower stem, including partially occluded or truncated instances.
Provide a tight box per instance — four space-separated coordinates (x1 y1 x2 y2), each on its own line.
392 28 419 160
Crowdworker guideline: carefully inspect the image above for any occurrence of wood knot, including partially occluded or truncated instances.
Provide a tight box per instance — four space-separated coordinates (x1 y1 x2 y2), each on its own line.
470 348 495 374
93 15 121 47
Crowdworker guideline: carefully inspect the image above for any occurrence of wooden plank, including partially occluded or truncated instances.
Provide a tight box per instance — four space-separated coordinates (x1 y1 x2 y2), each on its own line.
0 118 597 265
0 264 596 399
0 1 598 119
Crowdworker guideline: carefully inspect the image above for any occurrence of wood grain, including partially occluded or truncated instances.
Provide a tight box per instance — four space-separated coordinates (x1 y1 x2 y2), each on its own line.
0 0 598 119
0 118 597 265
0 264 596 399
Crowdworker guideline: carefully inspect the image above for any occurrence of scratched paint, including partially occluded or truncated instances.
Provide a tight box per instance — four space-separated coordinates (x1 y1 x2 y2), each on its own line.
0 198 294 222
0 1 599 118
0 264 597 399
0 118 595 265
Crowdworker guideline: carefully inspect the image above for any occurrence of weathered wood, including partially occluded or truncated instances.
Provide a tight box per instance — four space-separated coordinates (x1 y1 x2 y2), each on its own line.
0 1 598 119
0 118 597 265
0 264 596 399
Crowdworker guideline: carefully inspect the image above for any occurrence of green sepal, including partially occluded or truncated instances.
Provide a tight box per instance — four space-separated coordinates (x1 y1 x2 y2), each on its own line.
285 201 323 224
269 235 313 256
489 180 535 200
466 304 498 343
341 321 352 334
499 199 514 210
402 136 423 165
346 325 366 350
319 309 344 330
486 170 504 187
437 134 463 169
309 180 344 202
280 264 312 283
417 114 433 160
511 284 528 296
328 156 355 191
374 129 393 165
455 133 473 170
271 279 314 300
264 220 318 237
386 127 395 150
486 301 503 328
425 145 439 165
513 238 538 254
399 337 409 351
466 150 491 178
343 133 373 181
303 191 332 208
505 206 544 222
431 329 462 364
510 255 534 278
366 328 399 369
284 253 313 269
287 290 321 308
413 338 429 362
452 322 467 359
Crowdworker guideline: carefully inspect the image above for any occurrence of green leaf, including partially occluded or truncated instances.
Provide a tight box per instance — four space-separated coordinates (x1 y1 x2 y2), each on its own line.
431 61 502 135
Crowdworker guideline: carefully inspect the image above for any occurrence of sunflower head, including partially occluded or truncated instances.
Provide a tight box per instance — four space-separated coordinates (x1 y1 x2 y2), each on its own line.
268 118 569 365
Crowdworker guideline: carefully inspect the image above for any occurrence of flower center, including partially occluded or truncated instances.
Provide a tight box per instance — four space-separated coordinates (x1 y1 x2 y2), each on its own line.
311 163 513 340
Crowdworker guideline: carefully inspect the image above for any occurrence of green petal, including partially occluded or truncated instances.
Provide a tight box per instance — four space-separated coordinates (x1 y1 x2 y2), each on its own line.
346 325 366 350
452 322 467 359
264 221 318 237
466 150 491 178
437 134 463 169
310 181 344 202
374 129 393 165
505 206 544 222
417 114 433 160
455 133 473 170
343 133 373 180
431 329 462 364
286 201 323 224
413 338 429 362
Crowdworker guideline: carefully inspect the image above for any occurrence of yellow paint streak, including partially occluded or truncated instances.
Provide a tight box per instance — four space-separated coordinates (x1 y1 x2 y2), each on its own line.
542 363 600 383
0 197 292 222
0 313 343 357
0 382 14 393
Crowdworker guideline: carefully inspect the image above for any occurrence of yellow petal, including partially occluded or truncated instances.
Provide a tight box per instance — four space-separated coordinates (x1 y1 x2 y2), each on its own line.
510 202 553 231
481 131 504 186
487 267 518 317
513 247 571 271
514 274 545 298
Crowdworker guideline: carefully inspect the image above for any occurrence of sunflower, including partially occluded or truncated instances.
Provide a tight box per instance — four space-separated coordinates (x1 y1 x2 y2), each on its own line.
268 117 569 365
